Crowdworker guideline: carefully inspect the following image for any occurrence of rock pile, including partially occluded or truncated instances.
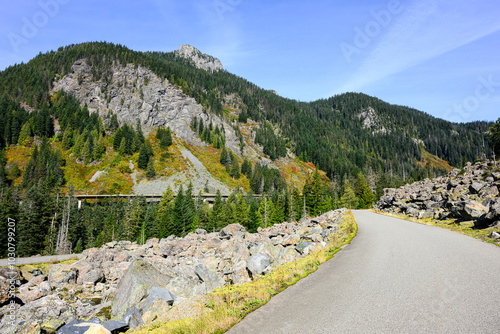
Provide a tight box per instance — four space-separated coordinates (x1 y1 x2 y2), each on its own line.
0 209 347 333
375 160 500 228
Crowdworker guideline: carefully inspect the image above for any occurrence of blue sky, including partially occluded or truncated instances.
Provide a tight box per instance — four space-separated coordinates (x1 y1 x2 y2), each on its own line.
0 0 499 123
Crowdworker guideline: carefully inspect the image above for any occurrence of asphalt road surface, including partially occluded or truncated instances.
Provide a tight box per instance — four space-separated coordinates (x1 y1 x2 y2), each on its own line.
0 253 83 267
229 210 500 334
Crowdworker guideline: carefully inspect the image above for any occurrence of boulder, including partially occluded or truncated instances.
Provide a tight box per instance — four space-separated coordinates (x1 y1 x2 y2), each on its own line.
487 231 500 239
469 182 485 194
142 286 175 313
0 267 22 305
247 253 271 278
142 298 170 323
57 319 103 334
295 242 313 255
281 234 300 246
231 260 251 285
81 269 105 286
111 259 172 320
71 260 94 285
195 264 226 292
277 247 299 266
195 229 207 235
48 263 78 288
122 307 144 328
219 224 247 239
460 200 488 220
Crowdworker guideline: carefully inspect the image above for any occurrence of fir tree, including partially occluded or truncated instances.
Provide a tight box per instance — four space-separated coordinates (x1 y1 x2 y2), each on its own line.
138 143 150 170
241 158 252 178
157 186 175 237
340 180 359 209
230 158 240 179
146 159 156 178
209 190 224 232
171 185 185 236
62 127 73 150
354 172 376 209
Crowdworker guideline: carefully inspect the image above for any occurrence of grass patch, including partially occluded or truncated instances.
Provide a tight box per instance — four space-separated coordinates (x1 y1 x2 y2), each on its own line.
372 209 500 246
15 258 79 275
129 211 357 334
417 149 453 172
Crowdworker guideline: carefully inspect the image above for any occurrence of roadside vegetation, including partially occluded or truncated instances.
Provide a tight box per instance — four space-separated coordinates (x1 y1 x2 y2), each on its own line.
372 210 500 246
130 211 357 334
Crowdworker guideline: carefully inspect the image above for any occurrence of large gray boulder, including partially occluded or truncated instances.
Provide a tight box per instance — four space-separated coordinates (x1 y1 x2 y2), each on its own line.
111 259 172 320
219 223 247 239
460 200 489 220
142 286 175 313
195 263 226 293
48 263 78 289
247 253 272 278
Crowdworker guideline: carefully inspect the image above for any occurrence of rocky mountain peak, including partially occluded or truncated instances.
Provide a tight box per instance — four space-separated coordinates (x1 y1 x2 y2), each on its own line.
175 44 223 72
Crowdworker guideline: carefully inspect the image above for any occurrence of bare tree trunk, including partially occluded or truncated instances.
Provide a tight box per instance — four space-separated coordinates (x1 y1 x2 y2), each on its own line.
56 196 72 255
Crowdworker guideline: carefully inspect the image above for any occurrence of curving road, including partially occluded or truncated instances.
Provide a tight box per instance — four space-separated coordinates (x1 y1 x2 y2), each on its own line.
229 210 500 334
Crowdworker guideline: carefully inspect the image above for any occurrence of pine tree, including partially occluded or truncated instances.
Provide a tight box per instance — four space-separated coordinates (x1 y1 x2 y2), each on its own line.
171 185 185 236
354 172 375 209
220 147 229 165
73 132 84 159
340 180 359 209
123 196 146 242
146 158 156 178
209 190 224 232
137 143 149 169
183 182 196 234
230 158 240 179
62 127 73 150
82 138 92 164
157 186 175 237
235 192 250 228
488 118 500 156
241 158 252 178
18 187 49 256
17 122 32 146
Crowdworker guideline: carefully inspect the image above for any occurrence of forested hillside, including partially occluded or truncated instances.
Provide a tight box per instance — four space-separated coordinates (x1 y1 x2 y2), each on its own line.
0 41 495 257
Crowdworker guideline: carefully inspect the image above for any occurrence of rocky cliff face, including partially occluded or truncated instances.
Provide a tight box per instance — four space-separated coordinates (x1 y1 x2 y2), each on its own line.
375 160 500 229
52 59 208 146
50 56 304 195
0 210 347 334
175 44 223 72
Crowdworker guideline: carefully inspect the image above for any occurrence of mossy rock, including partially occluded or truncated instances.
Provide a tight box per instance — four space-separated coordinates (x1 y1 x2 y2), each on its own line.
40 317 65 333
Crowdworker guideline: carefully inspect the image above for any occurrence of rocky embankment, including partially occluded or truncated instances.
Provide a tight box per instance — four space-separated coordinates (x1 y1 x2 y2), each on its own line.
375 160 500 232
0 210 347 334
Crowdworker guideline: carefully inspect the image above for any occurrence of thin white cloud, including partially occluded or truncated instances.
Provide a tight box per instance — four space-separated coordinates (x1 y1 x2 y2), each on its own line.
337 0 500 93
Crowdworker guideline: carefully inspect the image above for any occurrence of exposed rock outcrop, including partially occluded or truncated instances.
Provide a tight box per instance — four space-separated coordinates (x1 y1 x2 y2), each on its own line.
52 59 207 145
175 45 223 72
375 160 500 228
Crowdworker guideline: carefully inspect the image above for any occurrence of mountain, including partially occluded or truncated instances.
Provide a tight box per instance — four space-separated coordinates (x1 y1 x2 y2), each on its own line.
0 41 495 258
0 43 492 186
0 41 494 196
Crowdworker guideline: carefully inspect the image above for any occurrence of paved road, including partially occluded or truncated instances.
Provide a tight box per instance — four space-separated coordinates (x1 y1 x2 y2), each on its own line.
229 210 500 334
0 253 83 267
